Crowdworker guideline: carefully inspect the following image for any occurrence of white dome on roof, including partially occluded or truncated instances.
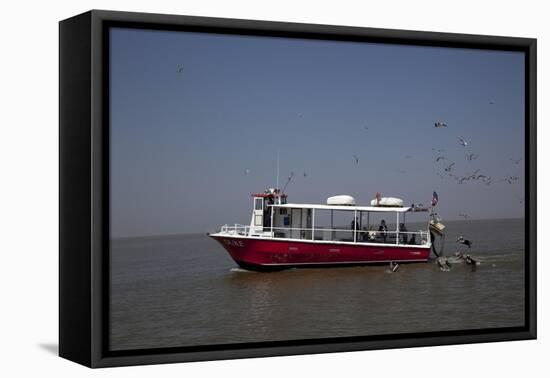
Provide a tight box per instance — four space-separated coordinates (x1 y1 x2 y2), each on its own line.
371 197 404 207
327 195 356 206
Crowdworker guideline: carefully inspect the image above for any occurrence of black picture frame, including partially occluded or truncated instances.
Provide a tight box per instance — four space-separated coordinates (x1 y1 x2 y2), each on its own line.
59 9 537 368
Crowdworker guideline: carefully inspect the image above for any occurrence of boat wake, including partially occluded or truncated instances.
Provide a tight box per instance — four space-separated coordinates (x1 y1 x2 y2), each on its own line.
229 267 253 273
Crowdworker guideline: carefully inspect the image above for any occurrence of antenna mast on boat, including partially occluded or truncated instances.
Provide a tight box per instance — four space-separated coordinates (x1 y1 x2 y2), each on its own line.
276 149 280 190
276 149 281 204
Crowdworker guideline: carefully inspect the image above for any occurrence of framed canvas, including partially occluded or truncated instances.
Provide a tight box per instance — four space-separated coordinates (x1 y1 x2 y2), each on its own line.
59 10 536 368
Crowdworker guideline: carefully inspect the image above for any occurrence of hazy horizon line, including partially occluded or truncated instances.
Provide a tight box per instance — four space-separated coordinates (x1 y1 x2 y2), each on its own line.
110 216 525 241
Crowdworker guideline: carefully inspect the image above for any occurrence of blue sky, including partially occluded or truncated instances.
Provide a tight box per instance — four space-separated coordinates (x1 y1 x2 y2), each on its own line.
110 27 525 238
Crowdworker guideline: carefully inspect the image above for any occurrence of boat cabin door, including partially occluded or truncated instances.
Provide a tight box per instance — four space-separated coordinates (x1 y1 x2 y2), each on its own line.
251 196 264 233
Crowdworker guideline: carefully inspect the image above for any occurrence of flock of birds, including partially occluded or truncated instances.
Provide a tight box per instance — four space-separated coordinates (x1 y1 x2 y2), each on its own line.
429 114 522 272
177 64 523 210
241 104 524 216
435 235 479 272
378 110 520 274
388 235 477 274
430 121 522 191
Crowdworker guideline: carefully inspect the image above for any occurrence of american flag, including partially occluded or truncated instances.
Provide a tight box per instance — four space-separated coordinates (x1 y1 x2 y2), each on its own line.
432 191 439 207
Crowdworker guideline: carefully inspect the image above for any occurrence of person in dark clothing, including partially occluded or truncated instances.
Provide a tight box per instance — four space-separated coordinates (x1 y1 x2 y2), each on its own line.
399 223 408 244
379 219 388 242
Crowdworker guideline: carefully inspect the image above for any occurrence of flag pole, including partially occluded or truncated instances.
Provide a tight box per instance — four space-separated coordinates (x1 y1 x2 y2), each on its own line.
276 149 280 191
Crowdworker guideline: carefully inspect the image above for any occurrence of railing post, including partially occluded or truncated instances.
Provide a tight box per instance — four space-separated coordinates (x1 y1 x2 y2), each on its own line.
312 208 315 240
396 212 399 245
270 206 274 236
354 210 357 243
331 210 334 241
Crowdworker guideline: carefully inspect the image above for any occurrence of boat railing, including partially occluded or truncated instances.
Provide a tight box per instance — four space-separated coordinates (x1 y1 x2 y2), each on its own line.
219 224 429 246
220 224 250 236
270 226 428 246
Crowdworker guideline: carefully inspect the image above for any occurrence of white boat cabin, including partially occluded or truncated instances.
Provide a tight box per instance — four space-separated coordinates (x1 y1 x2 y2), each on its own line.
216 189 432 247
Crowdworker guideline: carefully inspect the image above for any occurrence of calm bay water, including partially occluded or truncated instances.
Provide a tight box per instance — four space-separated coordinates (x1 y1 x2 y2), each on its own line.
110 218 525 351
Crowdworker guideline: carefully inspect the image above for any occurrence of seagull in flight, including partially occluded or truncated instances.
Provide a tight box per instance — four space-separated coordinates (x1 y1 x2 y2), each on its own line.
435 156 446 162
515 195 524 205
353 155 359 165
457 236 472 248
434 121 448 128
444 162 455 172
389 262 400 272
282 171 295 193
466 153 478 161
177 66 184 73
503 175 519 184
437 258 452 271
459 138 468 147
244 168 251 175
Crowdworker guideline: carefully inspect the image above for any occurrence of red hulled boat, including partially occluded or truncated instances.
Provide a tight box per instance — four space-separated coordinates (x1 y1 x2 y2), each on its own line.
209 189 442 271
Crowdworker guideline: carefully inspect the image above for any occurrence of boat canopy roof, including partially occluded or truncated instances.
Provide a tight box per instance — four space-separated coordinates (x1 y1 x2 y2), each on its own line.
270 203 412 213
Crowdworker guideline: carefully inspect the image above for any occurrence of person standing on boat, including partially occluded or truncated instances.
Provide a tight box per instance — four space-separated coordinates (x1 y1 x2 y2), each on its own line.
379 220 388 243
350 216 358 231
400 223 408 244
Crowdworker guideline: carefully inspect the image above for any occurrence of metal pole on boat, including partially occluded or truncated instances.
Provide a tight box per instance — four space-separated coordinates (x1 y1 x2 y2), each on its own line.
331 210 334 241
396 212 399 245
312 208 315 240
270 206 274 236
354 210 357 242
276 149 280 198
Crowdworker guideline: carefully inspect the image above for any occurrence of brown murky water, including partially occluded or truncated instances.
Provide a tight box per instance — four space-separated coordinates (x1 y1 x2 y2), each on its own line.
110 218 525 351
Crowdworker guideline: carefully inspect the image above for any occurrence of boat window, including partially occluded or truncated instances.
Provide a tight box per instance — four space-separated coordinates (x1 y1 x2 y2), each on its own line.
254 198 263 211
280 208 287 215
254 214 263 226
